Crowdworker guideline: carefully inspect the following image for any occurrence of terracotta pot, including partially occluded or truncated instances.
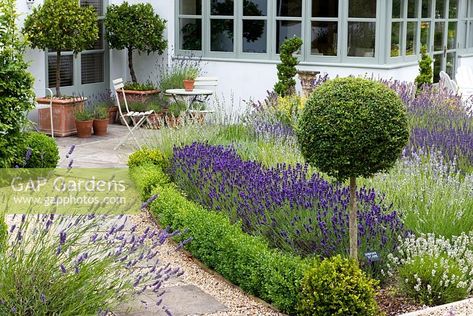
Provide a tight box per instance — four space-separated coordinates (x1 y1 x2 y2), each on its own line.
37 97 86 137
117 89 160 104
165 115 181 128
108 106 118 124
147 112 165 129
183 80 195 91
75 120 93 138
93 119 108 136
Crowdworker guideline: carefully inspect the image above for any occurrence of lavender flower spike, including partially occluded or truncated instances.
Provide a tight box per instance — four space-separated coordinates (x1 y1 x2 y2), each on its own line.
141 194 159 210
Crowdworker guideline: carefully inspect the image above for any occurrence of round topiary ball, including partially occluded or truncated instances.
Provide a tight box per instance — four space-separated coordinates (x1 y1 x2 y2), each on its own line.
18 132 59 168
297 77 409 181
298 255 380 316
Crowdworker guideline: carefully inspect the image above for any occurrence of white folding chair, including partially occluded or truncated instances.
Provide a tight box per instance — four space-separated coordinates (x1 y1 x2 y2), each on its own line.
191 76 218 109
113 78 154 150
439 71 458 95
35 88 54 138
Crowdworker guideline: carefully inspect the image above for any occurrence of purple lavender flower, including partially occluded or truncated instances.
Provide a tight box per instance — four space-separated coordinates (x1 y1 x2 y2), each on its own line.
141 194 159 210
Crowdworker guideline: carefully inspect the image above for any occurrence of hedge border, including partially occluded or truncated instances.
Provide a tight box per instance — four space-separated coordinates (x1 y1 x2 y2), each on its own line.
129 164 312 314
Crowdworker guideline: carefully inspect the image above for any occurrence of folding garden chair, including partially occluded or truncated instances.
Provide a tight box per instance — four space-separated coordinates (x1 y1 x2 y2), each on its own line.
189 76 218 118
34 88 54 138
112 78 154 150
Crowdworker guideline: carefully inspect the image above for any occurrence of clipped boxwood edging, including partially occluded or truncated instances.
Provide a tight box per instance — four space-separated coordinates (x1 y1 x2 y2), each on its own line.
129 164 312 314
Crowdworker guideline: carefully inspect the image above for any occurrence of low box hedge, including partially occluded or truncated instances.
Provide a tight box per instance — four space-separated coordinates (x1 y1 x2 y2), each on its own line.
130 164 310 314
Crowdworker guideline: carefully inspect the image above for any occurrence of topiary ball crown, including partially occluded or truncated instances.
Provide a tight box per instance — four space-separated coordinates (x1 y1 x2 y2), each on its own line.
297 77 409 181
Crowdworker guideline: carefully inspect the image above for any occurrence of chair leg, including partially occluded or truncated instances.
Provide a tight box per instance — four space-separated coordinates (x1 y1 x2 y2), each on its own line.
114 116 147 150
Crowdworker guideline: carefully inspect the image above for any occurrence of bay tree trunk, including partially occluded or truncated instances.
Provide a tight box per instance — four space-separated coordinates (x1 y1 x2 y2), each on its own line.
349 176 358 261
128 47 137 83
56 50 61 97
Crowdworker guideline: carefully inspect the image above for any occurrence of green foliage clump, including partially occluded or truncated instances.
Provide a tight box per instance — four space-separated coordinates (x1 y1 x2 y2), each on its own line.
105 2 167 83
398 254 468 305
123 81 157 91
298 77 409 181
130 164 311 314
23 0 98 97
0 0 35 168
14 132 59 168
0 215 6 252
298 255 380 316
168 101 187 117
159 64 201 91
414 46 433 90
75 108 94 121
94 106 108 120
274 37 303 97
129 164 170 199
128 148 167 169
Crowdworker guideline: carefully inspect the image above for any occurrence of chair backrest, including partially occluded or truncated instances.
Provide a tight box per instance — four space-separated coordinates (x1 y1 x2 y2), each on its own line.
439 71 457 94
455 66 473 89
113 78 130 117
194 76 218 90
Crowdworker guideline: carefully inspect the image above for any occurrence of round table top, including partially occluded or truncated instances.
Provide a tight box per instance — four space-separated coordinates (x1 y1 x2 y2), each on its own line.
165 88 213 96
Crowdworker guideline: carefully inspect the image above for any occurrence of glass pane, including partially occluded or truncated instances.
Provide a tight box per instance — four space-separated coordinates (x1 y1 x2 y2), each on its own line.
448 22 457 49
211 0 234 15
276 20 302 53
433 54 441 82
243 20 267 53
244 0 267 16
180 18 202 50
81 53 104 84
180 0 202 15
391 22 401 57
422 0 432 18
449 0 458 18
311 21 337 56
435 0 445 18
446 52 455 77
48 55 73 88
80 0 103 16
408 0 418 18
347 22 376 57
469 22 473 48
407 22 418 55
458 21 466 49
434 22 445 51
312 0 338 17
421 21 431 48
211 19 234 51
392 0 401 18
276 0 302 17
349 0 376 18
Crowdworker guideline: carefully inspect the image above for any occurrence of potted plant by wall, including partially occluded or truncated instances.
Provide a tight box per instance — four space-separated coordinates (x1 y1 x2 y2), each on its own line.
105 2 167 102
166 101 186 128
75 108 94 138
183 67 199 91
93 106 109 136
23 0 98 137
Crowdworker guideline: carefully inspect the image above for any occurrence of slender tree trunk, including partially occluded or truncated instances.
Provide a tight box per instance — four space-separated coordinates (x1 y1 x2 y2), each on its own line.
56 50 61 97
128 47 137 83
349 176 358 261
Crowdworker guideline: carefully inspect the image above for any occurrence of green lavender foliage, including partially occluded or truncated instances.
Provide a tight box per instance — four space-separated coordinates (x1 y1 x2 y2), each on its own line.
274 37 303 97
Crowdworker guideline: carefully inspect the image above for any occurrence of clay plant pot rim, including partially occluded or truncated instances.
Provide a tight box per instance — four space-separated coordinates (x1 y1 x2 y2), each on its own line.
37 96 87 104
75 119 94 123
93 118 109 122
120 89 161 95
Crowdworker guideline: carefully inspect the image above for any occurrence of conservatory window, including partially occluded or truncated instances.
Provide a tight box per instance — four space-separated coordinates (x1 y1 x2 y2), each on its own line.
310 1 338 56
179 0 203 50
242 0 268 53
347 0 376 57
210 0 235 52
276 0 302 53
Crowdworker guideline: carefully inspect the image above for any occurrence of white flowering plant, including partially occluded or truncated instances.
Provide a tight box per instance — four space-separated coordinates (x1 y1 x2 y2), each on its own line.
386 233 473 305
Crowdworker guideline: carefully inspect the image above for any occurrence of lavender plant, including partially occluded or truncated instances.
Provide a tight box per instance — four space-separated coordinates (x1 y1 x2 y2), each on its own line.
170 143 406 274
0 212 182 315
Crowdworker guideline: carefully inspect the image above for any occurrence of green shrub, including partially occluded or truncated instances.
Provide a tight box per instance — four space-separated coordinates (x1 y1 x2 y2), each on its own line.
0 0 35 168
130 164 308 314
0 215 6 252
297 77 409 259
398 254 468 305
274 37 303 97
123 81 156 91
414 46 433 90
74 108 94 121
127 148 167 169
105 2 167 83
130 164 170 199
14 132 59 168
298 255 380 316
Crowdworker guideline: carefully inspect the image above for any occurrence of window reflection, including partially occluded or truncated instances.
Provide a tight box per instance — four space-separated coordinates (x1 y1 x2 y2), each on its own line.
312 0 338 17
180 0 202 15
211 0 234 16
276 0 302 17
244 0 267 16
348 22 376 57
276 21 302 53
349 0 376 18
211 19 234 52
180 18 202 50
243 20 267 53
311 22 337 56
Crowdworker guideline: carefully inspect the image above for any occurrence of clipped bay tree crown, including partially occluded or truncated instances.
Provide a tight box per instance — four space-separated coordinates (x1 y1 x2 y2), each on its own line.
297 77 409 260
105 2 167 84
22 0 98 97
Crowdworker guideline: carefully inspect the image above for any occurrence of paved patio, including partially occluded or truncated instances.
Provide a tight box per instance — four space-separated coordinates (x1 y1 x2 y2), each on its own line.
51 124 281 316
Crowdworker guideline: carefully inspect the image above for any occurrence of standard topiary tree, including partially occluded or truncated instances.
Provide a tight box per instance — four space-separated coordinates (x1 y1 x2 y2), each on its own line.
23 0 98 97
105 2 167 84
414 45 433 90
297 77 409 260
0 0 35 168
274 37 303 97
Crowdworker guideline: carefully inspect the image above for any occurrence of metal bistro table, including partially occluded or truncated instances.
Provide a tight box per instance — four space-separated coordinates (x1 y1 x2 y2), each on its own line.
165 88 213 112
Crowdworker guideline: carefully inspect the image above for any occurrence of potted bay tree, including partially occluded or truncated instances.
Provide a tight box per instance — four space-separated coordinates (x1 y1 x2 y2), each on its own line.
23 0 98 136
105 2 167 103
